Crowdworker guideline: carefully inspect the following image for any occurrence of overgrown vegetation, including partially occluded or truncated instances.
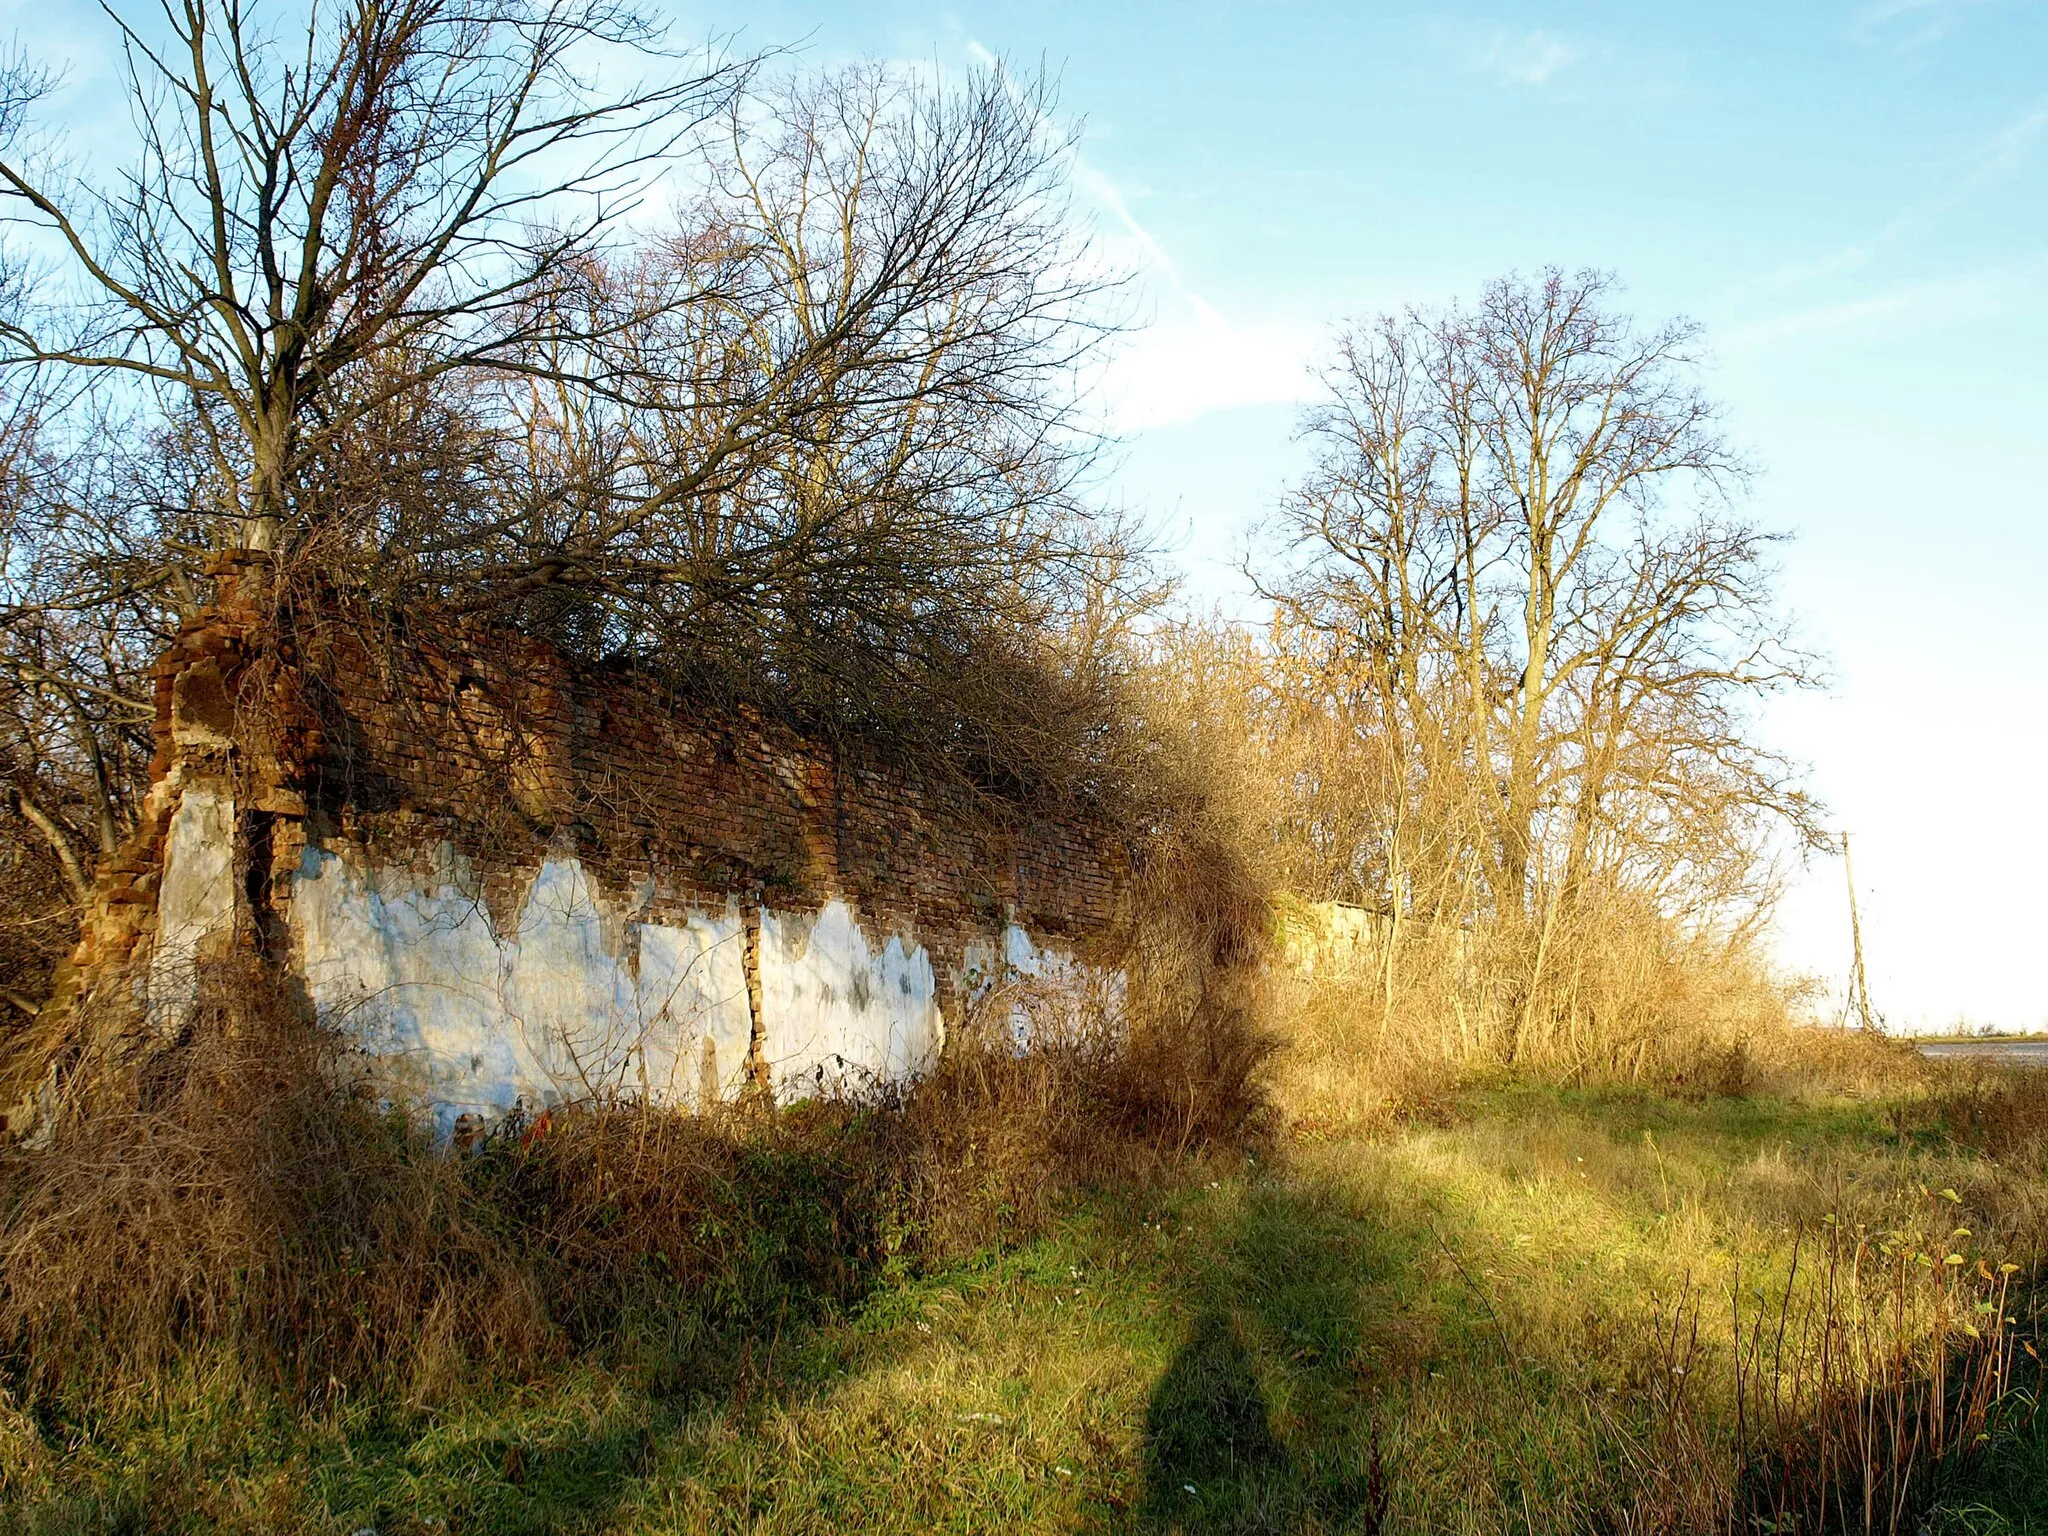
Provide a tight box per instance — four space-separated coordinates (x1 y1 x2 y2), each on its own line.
0 2 1160 979
0 2 2037 1532
0 944 1261 1396
1 1014 2041 1532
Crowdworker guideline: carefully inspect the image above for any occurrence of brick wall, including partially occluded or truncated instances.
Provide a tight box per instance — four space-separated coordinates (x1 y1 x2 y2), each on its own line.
10 571 1128 1141
288 606 1128 1019
5 580 1133 1136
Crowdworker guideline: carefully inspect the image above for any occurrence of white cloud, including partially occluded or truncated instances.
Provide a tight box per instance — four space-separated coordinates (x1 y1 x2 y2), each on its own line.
1723 259 2045 351
1866 96 2048 243
1965 98 2048 185
1474 29 1580 87
1094 310 1322 434
956 38 1319 432
1067 158 1226 328
963 37 1223 322
1753 245 1878 293
1852 0 2000 52
1740 96 2048 307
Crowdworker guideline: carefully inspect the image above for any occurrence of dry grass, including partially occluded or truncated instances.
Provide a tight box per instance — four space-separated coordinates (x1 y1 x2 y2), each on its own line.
3 856 2044 1532
1 1048 2043 1532
0 890 1276 1419
1921 1066 2048 1162
0 959 549 1404
1266 939 2048 1533
1273 908 1925 1146
1730 1203 2039 1534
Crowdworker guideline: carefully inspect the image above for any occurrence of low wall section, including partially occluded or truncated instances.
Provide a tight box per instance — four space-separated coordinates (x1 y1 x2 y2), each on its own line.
56 587 1127 1131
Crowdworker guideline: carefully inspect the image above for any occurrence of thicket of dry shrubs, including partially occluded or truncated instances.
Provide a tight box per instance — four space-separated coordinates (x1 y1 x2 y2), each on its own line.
0 809 1276 1412
0 535 1980 1451
1269 915 1925 1139
0 613 2039 1536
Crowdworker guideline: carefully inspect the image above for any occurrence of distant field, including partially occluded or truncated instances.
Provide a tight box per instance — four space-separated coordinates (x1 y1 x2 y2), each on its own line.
1916 1037 2048 1063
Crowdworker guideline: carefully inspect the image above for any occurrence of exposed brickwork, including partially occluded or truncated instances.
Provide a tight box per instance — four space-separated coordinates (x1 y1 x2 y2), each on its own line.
47 573 1128 1042
288 606 1127 1017
38 564 296 1030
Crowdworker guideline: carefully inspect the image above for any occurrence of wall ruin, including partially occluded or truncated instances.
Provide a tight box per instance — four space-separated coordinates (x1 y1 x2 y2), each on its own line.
38 571 1128 1133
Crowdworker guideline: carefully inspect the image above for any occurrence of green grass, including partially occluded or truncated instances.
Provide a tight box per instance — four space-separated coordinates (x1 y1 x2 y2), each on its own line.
5 1084 2044 1534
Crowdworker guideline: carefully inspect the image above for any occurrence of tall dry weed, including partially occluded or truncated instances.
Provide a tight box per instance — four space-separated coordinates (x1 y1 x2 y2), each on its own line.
1732 1205 2042 1534
1108 824 1279 1152
0 959 550 1403
1271 892 1922 1133
1925 1067 2048 1163
0 868 1277 1413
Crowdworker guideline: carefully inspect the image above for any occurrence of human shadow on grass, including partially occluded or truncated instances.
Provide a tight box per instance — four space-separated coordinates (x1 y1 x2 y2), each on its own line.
1138 1182 1395 1536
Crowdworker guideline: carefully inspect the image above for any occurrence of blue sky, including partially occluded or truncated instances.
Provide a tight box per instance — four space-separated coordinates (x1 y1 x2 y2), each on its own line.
690 0 2046 1030
13 0 2046 1027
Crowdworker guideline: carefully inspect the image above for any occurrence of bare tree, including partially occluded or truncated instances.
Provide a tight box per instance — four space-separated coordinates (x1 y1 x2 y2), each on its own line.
0 6 1151 1020
0 1 747 958
0 0 745 563
0 377 169 1011
407 62 1137 762
1257 270 1823 1054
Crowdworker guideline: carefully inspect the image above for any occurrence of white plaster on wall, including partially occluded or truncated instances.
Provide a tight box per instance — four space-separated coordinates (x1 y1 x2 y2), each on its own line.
757 900 942 1101
976 923 1125 1049
148 786 238 1030
634 911 752 1104
291 848 752 1129
279 846 1107 1128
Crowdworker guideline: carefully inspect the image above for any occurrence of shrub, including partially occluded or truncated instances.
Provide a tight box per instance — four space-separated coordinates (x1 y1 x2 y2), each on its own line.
0 914 1274 1413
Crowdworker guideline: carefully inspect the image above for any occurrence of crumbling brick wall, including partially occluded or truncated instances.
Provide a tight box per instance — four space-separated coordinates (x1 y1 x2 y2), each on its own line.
293 605 1125 999
27 569 1128 1131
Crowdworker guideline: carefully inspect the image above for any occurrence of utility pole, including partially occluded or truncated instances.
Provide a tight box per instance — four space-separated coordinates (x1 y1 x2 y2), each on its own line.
1842 831 1875 1032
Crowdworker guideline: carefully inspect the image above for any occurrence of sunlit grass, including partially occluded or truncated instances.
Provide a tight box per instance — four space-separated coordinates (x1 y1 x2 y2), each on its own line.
5 1082 2043 1533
